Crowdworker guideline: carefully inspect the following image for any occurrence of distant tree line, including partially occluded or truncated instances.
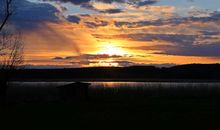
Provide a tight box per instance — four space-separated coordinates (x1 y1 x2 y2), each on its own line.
8 64 220 81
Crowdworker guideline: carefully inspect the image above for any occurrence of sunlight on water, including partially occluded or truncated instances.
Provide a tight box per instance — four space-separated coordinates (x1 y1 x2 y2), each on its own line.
89 82 220 88
9 82 220 88
7 82 220 103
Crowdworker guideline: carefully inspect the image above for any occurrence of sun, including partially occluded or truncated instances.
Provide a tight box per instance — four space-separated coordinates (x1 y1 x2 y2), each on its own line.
98 42 127 56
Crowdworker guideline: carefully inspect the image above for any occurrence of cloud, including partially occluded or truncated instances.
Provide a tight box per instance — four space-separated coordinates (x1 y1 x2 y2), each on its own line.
5 0 61 30
53 54 140 67
134 42 220 57
70 60 137 67
135 0 158 7
94 33 197 44
122 33 220 57
84 21 109 28
3 0 220 66
100 9 123 14
43 0 90 5
96 0 125 3
67 15 81 23
93 30 220 57
81 2 123 14
53 54 123 60
96 0 158 5
114 11 220 28
52 53 151 67
4 0 161 31
53 57 64 60
43 0 158 7
114 60 136 67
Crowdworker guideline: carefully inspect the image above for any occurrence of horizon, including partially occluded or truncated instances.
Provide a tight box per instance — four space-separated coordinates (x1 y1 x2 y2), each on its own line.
1 0 220 67
12 63 220 69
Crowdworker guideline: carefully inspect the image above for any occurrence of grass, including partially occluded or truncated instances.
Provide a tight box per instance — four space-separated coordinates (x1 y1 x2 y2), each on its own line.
2 98 220 129
2 82 220 129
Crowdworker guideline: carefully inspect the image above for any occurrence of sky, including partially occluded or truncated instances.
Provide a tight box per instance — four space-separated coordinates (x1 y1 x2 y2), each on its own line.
1 0 220 67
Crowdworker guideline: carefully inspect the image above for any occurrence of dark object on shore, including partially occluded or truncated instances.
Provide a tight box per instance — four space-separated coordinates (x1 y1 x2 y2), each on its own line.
58 82 90 103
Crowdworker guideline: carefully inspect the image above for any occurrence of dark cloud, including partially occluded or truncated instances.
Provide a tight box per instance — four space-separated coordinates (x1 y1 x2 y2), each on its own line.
53 57 64 60
109 11 220 58
93 33 198 45
0 1 5 20
2 0 61 30
114 19 188 28
80 2 96 10
53 54 123 60
53 54 137 67
43 0 124 5
70 60 137 67
96 0 158 6
115 11 220 28
96 0 125 3
94 32 220 57
43 0 90 5
67 15 81 23
134 42 220 57
43 0 158 7
127 34 220 57
39 0 158 16
100 9 123 14
115 60 136 67
53 54 150 67
127 34 196 44
85 21 109 28
79 14 91 17
199 31 220 36
135 0 158 7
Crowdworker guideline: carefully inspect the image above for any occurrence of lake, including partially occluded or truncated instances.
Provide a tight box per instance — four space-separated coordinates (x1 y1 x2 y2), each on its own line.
7 82 220 103
9 81 220 88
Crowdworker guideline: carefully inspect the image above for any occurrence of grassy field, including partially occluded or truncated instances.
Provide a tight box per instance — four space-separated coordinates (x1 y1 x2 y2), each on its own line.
1 98 220 129
1 82 220 129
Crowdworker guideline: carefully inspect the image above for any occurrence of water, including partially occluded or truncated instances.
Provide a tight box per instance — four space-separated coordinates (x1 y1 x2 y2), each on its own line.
7 82 220 103
90 82 220 88
9 81 220 88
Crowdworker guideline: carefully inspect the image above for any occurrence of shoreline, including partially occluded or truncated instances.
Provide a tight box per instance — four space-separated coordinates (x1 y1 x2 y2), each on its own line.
9 78 220 83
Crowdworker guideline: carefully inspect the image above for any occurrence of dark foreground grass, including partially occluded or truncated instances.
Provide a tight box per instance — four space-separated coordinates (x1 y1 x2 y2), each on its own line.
2 84 220 129
1 98 220 130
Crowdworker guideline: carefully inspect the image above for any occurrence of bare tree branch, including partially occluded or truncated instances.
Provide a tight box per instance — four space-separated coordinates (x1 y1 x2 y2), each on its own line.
0 0 13 32
0 0 22 105
0 31 23 70
0 0 23 70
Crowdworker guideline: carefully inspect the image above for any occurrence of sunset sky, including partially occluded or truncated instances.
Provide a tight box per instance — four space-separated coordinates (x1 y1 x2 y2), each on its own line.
3 0 220 67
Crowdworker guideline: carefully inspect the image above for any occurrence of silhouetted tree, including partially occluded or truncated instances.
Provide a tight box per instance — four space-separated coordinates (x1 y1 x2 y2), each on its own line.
0 30 23 71
0 0 23 104
0 0 13 31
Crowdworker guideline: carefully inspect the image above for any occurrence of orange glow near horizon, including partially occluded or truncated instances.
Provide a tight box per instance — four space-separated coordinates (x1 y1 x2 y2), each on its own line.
96 42 128 56
3 0 220 67
20 22 220 67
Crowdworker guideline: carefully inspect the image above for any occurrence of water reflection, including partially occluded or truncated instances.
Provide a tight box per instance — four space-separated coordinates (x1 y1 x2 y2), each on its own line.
90 82 220 88
9 82 220 88
7 82 220 103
